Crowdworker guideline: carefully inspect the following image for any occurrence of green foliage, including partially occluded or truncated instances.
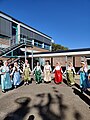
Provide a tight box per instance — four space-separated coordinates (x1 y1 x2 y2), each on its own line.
52 43 68 51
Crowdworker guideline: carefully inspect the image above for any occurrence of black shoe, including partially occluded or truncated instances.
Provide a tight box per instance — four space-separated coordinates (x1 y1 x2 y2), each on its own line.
2 90 6 93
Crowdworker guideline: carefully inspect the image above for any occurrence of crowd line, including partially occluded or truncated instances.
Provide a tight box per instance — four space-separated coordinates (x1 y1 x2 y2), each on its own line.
0 59 90 93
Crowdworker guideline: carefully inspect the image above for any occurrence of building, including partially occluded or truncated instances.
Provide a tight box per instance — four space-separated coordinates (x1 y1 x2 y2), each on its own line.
29 48 90 72
0 11 90 71
0 11 52 55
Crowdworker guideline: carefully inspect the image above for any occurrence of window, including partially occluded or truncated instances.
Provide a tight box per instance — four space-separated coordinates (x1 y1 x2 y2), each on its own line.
44 44 50 50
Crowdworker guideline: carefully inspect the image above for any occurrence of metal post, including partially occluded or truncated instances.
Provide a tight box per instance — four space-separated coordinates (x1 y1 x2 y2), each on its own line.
66 56 68 70
24 38 27 62
25 45 27 62
31 45 33 70
66 56 68 80
39 57 42 66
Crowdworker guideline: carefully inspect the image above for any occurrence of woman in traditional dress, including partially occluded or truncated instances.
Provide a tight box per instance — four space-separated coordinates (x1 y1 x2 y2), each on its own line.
66 62 76 86
11 62 22 88
0 61 12 93
44 61 52 83
53 62 63 84
32 62 42 84
77 61 88 93
23 64 31 85
23 59 30 70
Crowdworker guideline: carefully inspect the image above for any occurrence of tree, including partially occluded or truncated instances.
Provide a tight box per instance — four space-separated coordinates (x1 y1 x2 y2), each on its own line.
52 43 68 51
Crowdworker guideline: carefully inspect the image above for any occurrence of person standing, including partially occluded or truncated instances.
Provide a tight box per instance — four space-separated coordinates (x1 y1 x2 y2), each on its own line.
53 62 63 84
44 61 52 83
0 61 12 93
10 62 22 88
77 61 88 93
66 62 76 86
23 64 31 85
23 59 30 70
32 62 42 84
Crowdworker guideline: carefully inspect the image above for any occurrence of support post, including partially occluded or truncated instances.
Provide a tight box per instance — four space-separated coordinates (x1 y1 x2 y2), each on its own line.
65 56 68 80
25 45 27 62
18 24 20 43
66 56 68 70
24 38 27 62
31 45 33 70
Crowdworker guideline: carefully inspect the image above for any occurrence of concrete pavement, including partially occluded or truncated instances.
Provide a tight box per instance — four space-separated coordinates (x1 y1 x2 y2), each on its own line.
0 75 90 120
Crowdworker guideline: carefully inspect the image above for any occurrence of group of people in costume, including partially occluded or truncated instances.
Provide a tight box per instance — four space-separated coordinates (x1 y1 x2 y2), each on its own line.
0 61 22 93
65 61 90 93
0 59 90 93
0 60 63 93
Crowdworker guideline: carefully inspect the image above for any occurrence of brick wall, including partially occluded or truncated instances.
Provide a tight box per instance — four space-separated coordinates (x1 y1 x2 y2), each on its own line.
0 57 9 62
52 56 73 66
26 46 49 53
75 56 81 67
0 38 10 47
53 56 65 66
44 56 81 68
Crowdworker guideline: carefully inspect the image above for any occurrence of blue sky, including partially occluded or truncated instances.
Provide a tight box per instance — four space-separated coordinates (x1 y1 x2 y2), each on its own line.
0 0 90 49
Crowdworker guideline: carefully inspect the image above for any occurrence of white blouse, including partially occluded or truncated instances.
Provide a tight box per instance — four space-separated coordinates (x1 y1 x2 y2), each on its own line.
53 66 63 73
44 65 52 72
0 65 9 73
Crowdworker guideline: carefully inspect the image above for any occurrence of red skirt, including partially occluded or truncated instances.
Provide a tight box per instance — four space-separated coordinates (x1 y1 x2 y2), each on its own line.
54 70 63 84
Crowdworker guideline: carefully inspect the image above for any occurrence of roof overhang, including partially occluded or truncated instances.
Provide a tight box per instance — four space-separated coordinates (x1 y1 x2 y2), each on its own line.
28 50 90 58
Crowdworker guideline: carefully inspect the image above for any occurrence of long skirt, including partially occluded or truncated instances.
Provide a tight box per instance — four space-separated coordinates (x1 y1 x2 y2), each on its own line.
44 71 51 82
67 70 75 86
24 68 31 82
80 72 87 89
86 73 90 88
35 70 42 83
13 71 21 86
1 72 12 90
54 70 63 84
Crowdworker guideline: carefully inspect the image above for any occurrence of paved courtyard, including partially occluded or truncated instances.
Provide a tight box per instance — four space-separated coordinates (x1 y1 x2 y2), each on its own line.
0 75 90 120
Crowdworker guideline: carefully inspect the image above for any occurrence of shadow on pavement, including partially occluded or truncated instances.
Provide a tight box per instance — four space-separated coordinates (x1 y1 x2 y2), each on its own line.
52 86 59 93
72 88 90 106
34 93 68 120
4 97 32 120
73 110 82 120
63 79 69 86
64 78 90 97
27 115 35 120
84 90 90 96
74 83 80 89
74 83 90 96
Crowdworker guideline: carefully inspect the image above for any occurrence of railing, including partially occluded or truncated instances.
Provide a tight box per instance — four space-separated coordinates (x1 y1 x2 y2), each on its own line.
0 34 33 57
8 58 20 65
